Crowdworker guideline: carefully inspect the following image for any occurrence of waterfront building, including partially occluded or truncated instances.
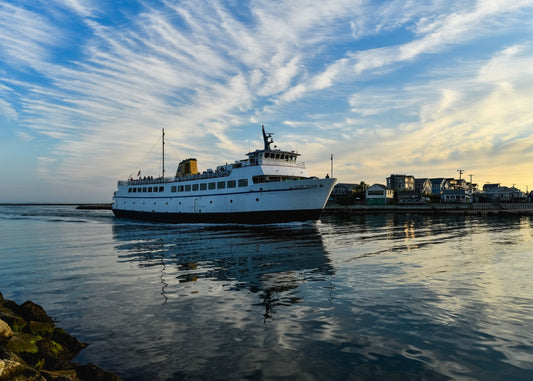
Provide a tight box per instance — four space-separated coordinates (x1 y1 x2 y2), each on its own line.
478 185 524 202
442 189 471 203
430 178 450 195
330 183 357 202
366 184 394 205
387 174 415 191
398 190 423 204
415 178 432 195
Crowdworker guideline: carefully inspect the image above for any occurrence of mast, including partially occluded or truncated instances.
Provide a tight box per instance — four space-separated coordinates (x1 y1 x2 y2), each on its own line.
262 125 273 151
162 128 165 178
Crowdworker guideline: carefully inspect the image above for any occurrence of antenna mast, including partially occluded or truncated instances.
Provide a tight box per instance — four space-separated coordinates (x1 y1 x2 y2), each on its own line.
162 128 165 178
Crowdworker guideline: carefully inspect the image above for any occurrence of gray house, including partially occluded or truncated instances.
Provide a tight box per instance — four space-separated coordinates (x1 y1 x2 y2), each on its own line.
387 174 415 191
415 178 432 195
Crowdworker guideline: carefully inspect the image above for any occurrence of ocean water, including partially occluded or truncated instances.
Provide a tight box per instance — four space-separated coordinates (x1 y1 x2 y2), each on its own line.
0 205 532 380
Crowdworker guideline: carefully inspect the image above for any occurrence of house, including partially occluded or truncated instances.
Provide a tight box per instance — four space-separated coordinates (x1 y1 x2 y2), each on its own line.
415 178 432 195
366 184 394 205
330 183 357 202
483 183 500 192
398 190 422 204
430 178 449 195
479 185 524 202
442 189 471 203
387 174 415 191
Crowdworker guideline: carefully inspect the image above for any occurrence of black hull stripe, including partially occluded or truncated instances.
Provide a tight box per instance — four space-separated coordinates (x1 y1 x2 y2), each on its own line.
112 209 323 224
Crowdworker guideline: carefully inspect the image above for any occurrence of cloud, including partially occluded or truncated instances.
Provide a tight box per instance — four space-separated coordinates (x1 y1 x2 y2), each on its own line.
52 0 95 17
332 43 533 187
2 0 533 201
0 3 62 68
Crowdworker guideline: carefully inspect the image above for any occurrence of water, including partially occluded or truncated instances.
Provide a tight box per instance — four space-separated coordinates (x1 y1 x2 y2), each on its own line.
1 205 532 380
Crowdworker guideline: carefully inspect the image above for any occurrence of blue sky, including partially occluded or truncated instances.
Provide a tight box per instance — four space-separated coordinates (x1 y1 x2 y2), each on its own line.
1 0 533 203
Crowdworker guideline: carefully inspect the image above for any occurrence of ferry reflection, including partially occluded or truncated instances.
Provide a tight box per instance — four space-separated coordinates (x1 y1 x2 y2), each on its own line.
112 222 333 319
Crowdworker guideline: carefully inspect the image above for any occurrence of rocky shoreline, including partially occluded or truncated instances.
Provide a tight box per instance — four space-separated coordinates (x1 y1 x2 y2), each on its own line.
0 291 120 381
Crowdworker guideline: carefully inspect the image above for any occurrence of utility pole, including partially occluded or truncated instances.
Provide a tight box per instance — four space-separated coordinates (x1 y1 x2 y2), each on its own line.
457 169 464 180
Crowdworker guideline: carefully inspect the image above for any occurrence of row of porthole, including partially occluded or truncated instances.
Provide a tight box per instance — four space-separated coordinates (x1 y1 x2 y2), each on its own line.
125 198 262 206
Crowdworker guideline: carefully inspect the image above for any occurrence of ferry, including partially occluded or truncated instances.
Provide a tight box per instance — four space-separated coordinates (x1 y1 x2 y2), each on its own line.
112 126 337 223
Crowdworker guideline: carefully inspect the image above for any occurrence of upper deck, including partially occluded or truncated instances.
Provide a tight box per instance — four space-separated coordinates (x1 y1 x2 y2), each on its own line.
118 125 307 187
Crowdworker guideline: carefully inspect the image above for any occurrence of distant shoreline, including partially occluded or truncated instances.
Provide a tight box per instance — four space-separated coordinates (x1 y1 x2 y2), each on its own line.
0 203 112 210
2 203 533 215
323 203 533 216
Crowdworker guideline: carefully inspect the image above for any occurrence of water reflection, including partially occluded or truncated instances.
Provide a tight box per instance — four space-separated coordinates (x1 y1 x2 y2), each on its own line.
112 222 334 320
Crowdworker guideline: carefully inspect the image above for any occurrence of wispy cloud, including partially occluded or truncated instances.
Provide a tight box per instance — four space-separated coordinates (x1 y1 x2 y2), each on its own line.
1 0 533 201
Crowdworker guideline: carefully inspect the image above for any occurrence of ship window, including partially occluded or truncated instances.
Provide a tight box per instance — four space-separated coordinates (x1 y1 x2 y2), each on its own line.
159 186 164 192
178 185 184 192
143 187 147 192
128 188 132 193
132 188 137 193
148 187 152 192
153 187 158 192
200 183 207 191
171 186 177 192
227 180 236 188
185 185 191 191
208 182 216 190
192 184 199 191
217 181 225 189
238 179 248 187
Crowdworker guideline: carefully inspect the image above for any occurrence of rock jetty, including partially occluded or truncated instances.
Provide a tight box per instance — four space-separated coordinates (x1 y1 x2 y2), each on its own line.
0 291 120 381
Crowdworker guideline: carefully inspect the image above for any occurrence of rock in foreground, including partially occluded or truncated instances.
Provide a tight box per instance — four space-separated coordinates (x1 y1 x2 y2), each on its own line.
0 291 120 381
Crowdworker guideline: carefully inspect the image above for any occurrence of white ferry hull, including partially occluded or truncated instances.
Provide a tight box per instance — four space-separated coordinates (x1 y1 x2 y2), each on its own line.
112 126 337 224
112 178 336 224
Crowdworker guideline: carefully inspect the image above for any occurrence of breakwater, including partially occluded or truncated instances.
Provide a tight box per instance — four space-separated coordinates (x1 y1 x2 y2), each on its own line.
324 202 533 216
0 291 119 381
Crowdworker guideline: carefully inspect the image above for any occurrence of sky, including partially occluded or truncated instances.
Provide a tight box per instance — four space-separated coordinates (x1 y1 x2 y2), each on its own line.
1 0 533 203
